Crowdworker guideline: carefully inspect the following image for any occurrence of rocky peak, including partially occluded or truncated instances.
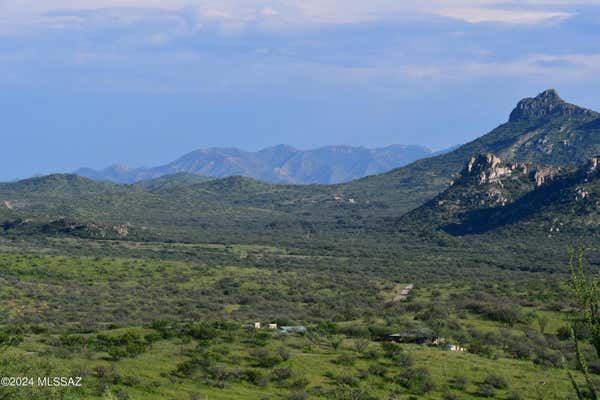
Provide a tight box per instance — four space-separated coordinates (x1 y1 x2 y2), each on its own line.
509 89 597 122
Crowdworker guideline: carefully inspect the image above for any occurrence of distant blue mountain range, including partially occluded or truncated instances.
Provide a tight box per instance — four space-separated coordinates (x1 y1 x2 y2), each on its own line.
76 144 441 184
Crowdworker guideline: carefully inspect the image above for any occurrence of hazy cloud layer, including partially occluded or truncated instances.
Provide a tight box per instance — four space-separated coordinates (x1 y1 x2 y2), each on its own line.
1 0 595 35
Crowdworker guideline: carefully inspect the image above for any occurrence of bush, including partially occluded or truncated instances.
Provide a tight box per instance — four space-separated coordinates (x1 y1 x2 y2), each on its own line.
363 349 380 360
0 332 23 347
271 367 293 383
465 302 524 326
507 340 531 360
335 374 359 387
287 392 308 400
277 347 291 361
59 334 87 349
533 349 561 368
396 368 435 394
251 349 282 368
507 392 523 400
483 373 508 390
367 364 387 377
333 354 355 366
288 376 309 390
242 369 264 385
173 359 201 377
353 337 370 354
381 342 402 358
392 351 413 367
108 346 128 361
187 323 218 342
442 390 459 400
556 325 571 341
451 375 468 390
478 384 496 397
468 341 494 358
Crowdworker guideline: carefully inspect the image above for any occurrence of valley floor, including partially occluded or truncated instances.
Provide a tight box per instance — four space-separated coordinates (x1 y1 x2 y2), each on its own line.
0 237 593 399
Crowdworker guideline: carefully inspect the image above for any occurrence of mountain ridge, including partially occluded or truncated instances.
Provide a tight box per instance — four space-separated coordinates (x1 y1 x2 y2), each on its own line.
76 144 433 185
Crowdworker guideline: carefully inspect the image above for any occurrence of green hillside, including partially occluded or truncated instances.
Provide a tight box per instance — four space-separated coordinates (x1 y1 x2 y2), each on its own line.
341 89 600 214
402 152 600 239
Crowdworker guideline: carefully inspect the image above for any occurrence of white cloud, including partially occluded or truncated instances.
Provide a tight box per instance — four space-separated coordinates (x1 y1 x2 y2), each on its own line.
386 53 600 82
0 0 591 35
437 8 573 24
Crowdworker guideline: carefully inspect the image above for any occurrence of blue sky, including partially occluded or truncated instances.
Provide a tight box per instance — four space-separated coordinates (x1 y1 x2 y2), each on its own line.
2 0 600 181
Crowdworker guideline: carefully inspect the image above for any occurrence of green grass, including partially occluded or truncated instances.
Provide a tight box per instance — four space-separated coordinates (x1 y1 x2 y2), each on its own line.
0 328 584 400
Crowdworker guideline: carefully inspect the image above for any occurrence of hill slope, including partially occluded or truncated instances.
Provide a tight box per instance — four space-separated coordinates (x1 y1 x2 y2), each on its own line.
341 89 600 213
403 153 600 237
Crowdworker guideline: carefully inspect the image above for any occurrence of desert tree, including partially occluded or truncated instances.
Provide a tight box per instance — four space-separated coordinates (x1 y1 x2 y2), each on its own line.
566 249 599 400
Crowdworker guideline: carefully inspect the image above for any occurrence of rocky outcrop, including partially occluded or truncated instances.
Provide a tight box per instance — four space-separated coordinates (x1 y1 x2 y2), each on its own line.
462 154 526 185
460 153 561 189
41 219 131 238
587 156 600 174
534 167 559 187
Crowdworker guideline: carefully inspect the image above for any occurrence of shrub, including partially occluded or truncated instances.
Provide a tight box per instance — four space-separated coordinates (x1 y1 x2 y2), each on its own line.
108 347 128 361
288 376 309 390
251 349 282 368
335 374 359 387
242 369 263 385
396 368 435 394
483 373 508 390
392 351 413 367
333 354 355 366
271 367 293 383
287 392 308 400
187 323 218 342
367 364 387 377
556 325 571 341
363 349 380 360
381 342 402 358
353 337 370 354
59 334 87 349
277 347 291 361
442 390 459 400
451 375 468 390
478 384 496 397
173 359 200 377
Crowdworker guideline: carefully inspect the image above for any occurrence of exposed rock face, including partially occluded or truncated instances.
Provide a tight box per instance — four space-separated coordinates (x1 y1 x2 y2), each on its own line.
460 153 561 189
534 167 559 187
463 154 519 185
509 89 597 122
575 187 590 201
443 154 529 208
587 156 600 174
41 219 130 238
